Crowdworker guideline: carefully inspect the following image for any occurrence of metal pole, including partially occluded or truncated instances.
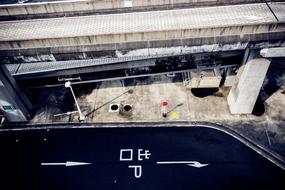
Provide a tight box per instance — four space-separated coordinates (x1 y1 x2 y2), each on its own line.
65 81 85 121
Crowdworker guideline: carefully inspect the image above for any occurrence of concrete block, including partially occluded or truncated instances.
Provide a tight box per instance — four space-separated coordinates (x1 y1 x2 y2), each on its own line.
189 70 222 88
224 75 237 87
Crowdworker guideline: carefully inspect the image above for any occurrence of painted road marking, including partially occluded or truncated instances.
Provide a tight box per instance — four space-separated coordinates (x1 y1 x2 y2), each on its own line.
157 161 209 168
120 148 151 178
41 161 92 167
120 149 133 161
171 111 179 119
128 165 142 178
138 149 151 161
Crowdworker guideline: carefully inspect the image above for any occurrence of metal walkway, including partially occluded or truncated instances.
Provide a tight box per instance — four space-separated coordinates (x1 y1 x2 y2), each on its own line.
6 50 244 78
4 50 244 89
6 56 156 75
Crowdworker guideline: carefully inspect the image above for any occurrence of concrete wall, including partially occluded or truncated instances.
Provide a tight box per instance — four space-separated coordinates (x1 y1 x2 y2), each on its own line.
0 0 277 20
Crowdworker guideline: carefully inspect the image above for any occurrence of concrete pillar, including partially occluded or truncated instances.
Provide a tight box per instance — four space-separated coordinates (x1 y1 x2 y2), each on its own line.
0 65 32 122
227 58 270 114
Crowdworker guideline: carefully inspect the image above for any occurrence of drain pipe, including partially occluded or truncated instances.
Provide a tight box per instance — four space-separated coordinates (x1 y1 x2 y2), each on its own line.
65 81 85 121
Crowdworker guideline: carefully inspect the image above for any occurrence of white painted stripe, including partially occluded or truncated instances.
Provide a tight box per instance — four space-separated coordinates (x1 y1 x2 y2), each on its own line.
157 161 209 168
41 161 92 166
157 161 197 164
41 162 65 166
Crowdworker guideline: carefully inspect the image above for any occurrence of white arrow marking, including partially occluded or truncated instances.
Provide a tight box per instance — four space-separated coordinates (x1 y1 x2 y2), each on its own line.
41 161 92 167
157 161 209 168
187 162 209 168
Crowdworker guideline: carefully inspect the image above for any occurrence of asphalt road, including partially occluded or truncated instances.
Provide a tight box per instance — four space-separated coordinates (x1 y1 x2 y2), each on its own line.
0 126 284 190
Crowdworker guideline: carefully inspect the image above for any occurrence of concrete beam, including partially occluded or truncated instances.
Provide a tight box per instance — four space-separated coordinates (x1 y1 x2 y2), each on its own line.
260 47 285 58
227 58 270 114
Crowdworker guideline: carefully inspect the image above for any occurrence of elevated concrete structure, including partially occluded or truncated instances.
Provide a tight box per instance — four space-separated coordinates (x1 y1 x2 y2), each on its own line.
0 2 284 63
0 0 279 21
227 58 271 114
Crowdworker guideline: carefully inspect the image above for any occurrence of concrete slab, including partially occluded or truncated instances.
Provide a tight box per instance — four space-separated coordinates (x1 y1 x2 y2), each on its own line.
29 74 273 124
77 76 190 122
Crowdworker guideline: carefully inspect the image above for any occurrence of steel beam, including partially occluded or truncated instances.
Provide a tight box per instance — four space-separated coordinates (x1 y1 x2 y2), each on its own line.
0 65 32 122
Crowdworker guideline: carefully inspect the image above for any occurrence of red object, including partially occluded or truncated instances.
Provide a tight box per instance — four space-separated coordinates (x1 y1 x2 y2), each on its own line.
162 101 168 106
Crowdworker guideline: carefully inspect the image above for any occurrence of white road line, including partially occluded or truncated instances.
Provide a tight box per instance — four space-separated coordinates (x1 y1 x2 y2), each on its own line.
41 161 92 166
157 161 209 168
41 163 65 166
